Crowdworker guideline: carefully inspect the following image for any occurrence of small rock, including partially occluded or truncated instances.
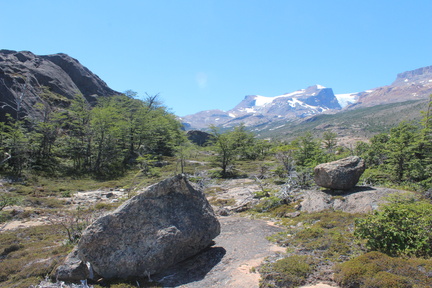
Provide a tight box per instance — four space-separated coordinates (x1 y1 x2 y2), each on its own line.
56 248 89 281
285 211 301 218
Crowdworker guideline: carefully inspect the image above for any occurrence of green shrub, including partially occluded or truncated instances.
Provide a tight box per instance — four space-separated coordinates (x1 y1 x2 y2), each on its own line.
334 251 432 288
254 196 283 212
355 195 432 257
260 255 314 287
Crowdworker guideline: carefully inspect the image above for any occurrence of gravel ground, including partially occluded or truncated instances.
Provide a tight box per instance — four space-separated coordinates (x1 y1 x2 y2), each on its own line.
153 216 285 288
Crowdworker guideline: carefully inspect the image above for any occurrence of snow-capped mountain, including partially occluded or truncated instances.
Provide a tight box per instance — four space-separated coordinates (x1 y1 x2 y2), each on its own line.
181 85 341 130
181 65 432 131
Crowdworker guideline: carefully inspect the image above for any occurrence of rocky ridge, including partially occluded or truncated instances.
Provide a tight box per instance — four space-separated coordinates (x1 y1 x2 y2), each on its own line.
346 65 432 109
0 50 119 121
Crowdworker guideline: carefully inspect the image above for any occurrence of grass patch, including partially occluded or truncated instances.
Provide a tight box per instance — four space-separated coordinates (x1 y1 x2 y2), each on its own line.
272 210 363 261
0 224 71 287
209 197 236 207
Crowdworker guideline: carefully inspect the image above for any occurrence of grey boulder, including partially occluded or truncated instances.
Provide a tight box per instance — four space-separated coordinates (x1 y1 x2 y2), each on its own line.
314 156 365 191
76 174 220 279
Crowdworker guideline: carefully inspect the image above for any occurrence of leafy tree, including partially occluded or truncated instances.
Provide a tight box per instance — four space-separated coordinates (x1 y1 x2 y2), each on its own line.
292 132 324 167
3 117 29 174
61 93 93 172
91 105 124 176
322 130 338 155
272 144 298 177
210 124 257 177
384 122 419 182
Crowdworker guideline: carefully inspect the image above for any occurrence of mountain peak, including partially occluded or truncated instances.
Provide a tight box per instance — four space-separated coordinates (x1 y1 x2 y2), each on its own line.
182 85 341 130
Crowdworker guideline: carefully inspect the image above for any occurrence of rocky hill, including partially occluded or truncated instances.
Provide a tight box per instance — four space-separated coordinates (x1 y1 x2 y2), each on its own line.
346 65 432 109
181 85 341 130
0 50 119 121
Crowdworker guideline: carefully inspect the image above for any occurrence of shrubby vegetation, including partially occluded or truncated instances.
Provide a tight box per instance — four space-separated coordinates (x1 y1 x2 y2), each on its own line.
334 251 432 288
355 194 432 257
354 96 432 191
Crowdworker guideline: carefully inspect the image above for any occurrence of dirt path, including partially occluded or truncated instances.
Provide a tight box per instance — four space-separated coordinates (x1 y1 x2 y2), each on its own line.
153 216 285 288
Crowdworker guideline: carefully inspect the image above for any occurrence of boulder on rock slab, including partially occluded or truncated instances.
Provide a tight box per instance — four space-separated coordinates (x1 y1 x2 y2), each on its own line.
76 174 220 280
314 156 365 191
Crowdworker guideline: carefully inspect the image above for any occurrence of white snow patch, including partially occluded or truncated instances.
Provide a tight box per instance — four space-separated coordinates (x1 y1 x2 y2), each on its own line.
228 113 236 117
316 84 326 89
253 90 304 107
335 93 358 108
270 124 286 131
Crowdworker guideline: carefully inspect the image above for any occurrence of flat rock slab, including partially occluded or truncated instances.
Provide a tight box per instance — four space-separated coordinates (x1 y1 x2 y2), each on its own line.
153 216 284 288
300 186 411 213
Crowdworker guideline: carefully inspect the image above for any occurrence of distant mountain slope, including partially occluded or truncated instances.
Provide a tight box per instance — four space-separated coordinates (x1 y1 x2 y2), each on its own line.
256 99 429 145
0 50 119 121
346 65 432 109
182 85 341 130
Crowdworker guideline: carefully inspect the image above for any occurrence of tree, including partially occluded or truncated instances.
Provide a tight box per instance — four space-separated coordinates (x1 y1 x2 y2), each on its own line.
210 124 257 177
385 122 419 182
61 93 93 172
292 132 324 167
272 144 298 177
322 131 337 156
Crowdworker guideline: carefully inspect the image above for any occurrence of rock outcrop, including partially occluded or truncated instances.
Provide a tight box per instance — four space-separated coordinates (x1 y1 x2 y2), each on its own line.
59 175 220 280
299 187 411 214
314 156 365 191
186 130 213 146
0 50 119 122
347 65 432 109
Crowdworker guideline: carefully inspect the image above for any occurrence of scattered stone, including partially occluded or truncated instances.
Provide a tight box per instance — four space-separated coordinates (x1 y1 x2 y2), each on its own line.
285 211 301 218
56 248 90 282
314 156 365 191
217 207 231 216
75 174 220 280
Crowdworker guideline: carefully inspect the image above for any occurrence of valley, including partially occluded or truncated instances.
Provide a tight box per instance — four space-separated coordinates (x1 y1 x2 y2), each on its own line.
1 50 432 288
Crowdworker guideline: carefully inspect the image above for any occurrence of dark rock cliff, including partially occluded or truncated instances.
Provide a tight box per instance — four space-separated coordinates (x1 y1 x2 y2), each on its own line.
0 50 119 121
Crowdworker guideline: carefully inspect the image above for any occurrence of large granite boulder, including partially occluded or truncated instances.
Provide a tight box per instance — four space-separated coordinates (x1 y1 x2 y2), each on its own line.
314 156 365 191
75 174 220 280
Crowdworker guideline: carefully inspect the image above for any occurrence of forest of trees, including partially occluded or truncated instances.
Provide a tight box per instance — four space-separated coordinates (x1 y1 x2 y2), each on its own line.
0 92 184 178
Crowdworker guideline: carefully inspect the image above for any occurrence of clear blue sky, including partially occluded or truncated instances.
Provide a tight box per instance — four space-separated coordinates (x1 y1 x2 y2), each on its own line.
1 0 431 116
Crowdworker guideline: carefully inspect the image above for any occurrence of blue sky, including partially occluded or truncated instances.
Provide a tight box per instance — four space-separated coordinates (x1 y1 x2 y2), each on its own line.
1 0 431 116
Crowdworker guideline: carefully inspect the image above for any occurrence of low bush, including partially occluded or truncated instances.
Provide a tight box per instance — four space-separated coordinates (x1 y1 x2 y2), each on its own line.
355 194 432 257
334 251 432 288
260 255 314 287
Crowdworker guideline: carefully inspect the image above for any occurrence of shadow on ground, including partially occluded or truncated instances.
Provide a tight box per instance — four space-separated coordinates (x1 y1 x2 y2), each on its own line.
153 245 227 287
